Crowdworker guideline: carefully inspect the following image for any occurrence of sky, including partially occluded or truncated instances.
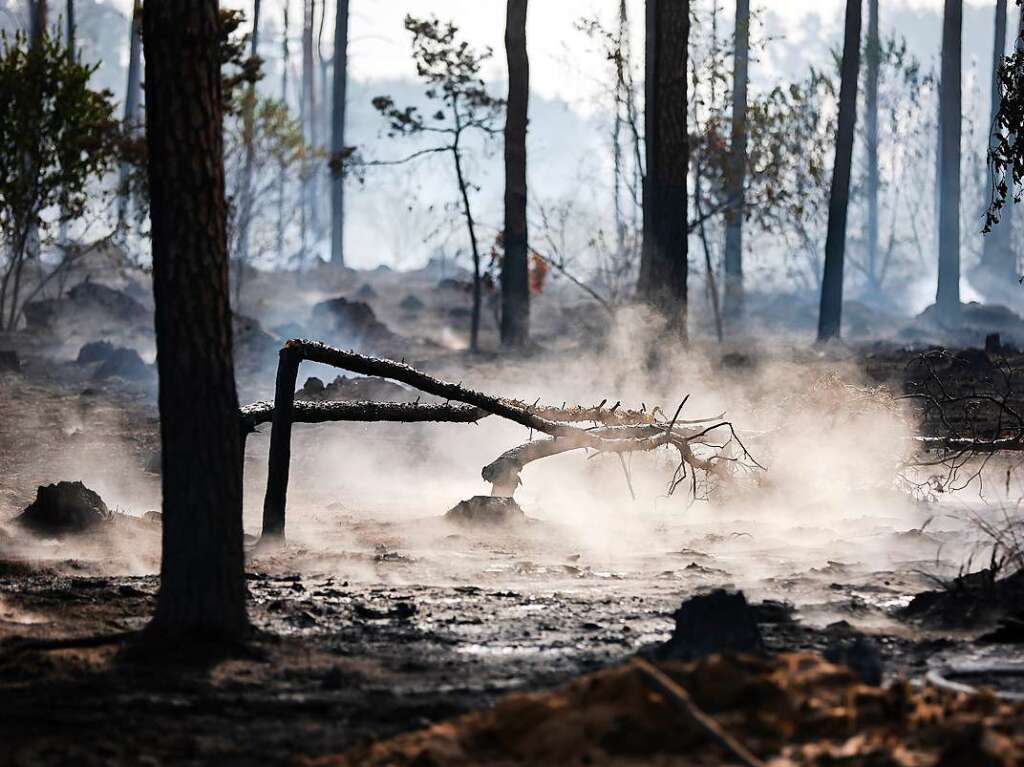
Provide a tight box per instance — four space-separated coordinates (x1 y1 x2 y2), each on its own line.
88 1 966 103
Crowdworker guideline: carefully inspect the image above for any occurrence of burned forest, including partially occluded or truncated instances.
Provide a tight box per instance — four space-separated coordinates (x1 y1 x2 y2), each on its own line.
5 0 1024 765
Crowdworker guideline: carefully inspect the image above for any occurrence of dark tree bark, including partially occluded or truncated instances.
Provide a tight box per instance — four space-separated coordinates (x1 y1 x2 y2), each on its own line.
980 0 1014 282
637 0 689 335
300 0 315 261
936 0 962 321
277 3 289 260
501 0 530 349
142 0 247 643
29 0 46 47
330 0 349 268
864 0 880 293
236 0 262 297
722 0 749 321
117 0 142 229
816 0 862 342
65 0 73 56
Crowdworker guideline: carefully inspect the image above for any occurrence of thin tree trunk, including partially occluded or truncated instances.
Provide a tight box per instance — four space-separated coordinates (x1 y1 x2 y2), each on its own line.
637 0 689 336
723 0 749 321
302 0 318 263
300 0 313 265
236 0 262 310
24 0 46 268
453 144 483 353
117 0 142 230
330 0 349 268
501 0 530 349
65 0 73 56
865 0 881 293
816 0 863 342
936 0 962 321
981 0 1014 280
277 2 289 261
142 0 247 644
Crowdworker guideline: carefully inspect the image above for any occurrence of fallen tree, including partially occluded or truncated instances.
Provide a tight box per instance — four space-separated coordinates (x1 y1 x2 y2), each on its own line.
248 340 758 541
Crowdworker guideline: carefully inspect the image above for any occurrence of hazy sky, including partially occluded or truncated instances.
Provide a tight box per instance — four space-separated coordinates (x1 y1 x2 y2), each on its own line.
91 0 974 105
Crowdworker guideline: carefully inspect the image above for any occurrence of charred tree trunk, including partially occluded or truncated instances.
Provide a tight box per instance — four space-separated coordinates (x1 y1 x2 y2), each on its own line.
330 0 349 268
981 0 1014 281
300 0 314 264
235 0 262 306
864 0 881 293
452 139 483 354
117 0 142 230
65 0 73 56
816 0 862 342
637 0 689 336
277 3 289 260
500 0 530 349
722 0 749 322
142 0 247 643
29 0 46 46
936 0 962 322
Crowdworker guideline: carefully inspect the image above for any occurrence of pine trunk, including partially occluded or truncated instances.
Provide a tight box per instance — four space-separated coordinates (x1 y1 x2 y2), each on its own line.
637 0 689 335
236 0 262 299
117 0 142 229
330 0 349 268
936 0 962 321
816 0 862 342
980 0 1014 281
722 0 749 321
501 0 530 349
142 0 248 644
865 0 880 293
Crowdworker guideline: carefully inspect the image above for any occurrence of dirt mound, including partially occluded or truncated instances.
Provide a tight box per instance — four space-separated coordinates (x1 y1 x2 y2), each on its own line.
93 347 151 380
15 481 111 536
657 590 765 661
399 294 426 313
296 374 414 402
0 350 19 372
903 569 1024 630
445 496 526 527
901 302 1024 348
310 296 395 350
313 651 1024 767
24 280 150 332
234 314 280 371
76 340 115 364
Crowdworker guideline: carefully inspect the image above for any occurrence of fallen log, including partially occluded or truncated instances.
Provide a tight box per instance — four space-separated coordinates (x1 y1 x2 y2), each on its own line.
240 400 487 431
256 340 750 540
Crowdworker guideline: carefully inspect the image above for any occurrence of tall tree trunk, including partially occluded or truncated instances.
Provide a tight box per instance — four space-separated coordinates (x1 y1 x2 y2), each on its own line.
330 0 349 268
722 0 749 322
936 0 962 321
29 0 46 46
453 143 483 353
117 0 143 230
65 0 73 56
637 0 689 336
865 0 881 293
981 0 1014 281
301 0 317 264
236 0 262 307
277 2 289 261
59 0 74 246
501 0 530 349
142 0 247 643
816 0 863 342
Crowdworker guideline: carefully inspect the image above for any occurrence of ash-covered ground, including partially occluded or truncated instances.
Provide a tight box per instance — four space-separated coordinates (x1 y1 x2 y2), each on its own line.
1 258 1023 765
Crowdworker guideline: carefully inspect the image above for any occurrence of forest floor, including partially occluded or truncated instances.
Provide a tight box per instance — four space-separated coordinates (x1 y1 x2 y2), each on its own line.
1 260 1024 765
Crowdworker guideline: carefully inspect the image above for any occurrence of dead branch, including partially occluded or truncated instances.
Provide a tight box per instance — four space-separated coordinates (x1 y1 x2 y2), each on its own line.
240 400 487 432
630 657 767 767
257 341 756 539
